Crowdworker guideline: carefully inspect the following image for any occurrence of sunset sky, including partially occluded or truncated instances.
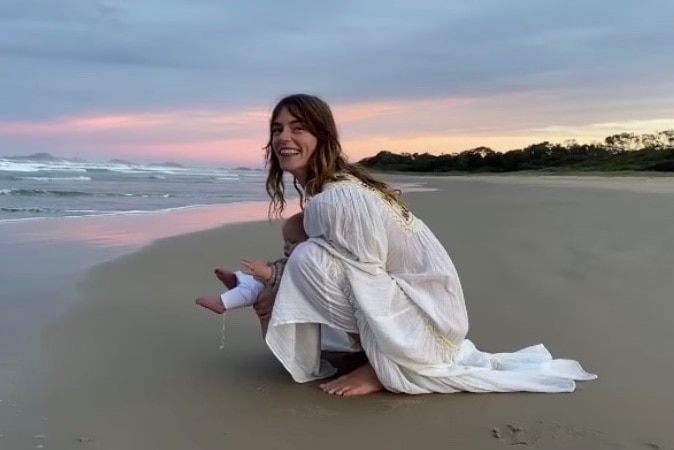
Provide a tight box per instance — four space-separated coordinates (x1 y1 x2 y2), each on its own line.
1 0 673 168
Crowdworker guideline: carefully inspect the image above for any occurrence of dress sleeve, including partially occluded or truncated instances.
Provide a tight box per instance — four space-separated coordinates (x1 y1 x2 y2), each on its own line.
303 182 388 269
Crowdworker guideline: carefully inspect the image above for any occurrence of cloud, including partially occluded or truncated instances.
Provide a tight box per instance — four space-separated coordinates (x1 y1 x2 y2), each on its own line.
1 0 673 165
1 0 673 121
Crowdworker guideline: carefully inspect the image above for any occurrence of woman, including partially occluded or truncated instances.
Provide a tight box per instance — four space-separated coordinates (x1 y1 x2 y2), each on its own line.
254 93 597 396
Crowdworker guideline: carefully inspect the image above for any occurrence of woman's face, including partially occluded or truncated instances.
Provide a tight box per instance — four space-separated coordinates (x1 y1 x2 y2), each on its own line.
271 107 318 184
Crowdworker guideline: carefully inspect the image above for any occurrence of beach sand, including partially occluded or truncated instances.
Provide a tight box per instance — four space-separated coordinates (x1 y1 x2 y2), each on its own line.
7 175 674 449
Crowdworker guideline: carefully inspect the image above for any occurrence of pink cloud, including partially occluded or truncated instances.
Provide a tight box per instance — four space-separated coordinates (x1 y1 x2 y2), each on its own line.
0 114 164 134
3 91 672 166
0 109 266 135
0 94 493 137
332 95 481 124
67 114 167 130
110 137 268 166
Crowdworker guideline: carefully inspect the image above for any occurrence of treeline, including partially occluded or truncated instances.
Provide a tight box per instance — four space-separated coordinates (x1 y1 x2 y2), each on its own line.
358 130 674 173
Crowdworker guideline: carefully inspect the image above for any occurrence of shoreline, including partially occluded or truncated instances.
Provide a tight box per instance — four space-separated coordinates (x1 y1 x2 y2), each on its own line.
372 169 674 177
2 174 674 449
382 172 674 195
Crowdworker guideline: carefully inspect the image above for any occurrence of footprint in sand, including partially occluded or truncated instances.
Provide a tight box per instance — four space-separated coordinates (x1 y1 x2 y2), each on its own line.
285 405 340 419
77 436 96 443
491 423 543 446
491 422 672 449
642 442 672 450
378 398 426 412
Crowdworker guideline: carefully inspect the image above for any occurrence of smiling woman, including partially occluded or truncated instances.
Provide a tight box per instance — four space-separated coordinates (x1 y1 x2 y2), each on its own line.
263 94 401 220
270 108 317 178
253 93 598 396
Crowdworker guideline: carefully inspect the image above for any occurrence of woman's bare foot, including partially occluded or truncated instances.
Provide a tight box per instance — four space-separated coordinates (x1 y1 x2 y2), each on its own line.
214 268 237 289
318 362 384 396
195 295 226 314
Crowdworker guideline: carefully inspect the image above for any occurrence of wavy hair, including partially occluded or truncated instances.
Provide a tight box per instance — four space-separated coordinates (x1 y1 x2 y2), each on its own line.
264 93 403 218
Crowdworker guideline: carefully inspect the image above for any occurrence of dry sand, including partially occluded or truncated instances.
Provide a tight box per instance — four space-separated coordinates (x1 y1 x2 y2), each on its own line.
16 175 674 449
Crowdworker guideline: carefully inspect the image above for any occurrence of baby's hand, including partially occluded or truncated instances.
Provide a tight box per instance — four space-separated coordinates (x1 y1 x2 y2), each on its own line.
241 258 273 283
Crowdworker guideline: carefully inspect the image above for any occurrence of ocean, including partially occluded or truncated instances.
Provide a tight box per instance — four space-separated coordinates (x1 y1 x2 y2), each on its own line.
0 155 270 223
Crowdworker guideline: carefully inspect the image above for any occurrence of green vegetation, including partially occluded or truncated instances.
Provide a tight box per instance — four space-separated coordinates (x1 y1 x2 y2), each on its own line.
358 130 674 173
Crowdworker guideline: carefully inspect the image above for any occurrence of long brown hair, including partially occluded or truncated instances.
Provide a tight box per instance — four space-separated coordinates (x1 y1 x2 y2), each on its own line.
264 93 403 218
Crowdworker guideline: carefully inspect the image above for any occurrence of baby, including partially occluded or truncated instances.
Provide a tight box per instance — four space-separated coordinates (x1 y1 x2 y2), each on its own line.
196 210 363 354
195 212 308 315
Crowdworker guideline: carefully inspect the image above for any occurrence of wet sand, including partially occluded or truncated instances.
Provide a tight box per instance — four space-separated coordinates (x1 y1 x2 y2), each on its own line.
6 175 674 449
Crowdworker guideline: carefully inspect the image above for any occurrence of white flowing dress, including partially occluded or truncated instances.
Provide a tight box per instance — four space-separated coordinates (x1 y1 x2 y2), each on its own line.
265 176 597 394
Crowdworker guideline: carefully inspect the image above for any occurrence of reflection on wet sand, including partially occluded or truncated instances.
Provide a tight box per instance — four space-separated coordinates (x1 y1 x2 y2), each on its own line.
1 201 301 248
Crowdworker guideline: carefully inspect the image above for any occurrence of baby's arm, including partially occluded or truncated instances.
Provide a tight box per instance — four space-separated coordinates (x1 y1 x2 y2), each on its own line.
241 258 274 283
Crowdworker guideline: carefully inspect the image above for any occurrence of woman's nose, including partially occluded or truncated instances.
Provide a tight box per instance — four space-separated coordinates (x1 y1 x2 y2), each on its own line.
279 127 293 141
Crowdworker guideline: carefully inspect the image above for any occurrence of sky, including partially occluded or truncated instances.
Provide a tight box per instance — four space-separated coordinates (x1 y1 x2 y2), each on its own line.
1 0 674 168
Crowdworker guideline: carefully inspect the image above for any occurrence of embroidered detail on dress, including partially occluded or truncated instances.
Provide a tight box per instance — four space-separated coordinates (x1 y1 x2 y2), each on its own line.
333 174 421 233
328 248 459 360
325 251 350 301
320 175 455 358
326 253 367 338
389 274 460 357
